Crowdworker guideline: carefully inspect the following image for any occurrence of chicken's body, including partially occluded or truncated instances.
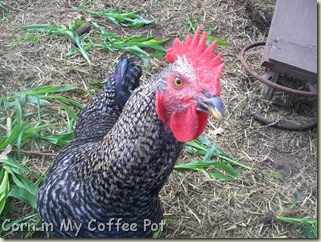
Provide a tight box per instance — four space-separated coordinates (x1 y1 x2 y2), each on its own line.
38 73 182 237
37 28 225 238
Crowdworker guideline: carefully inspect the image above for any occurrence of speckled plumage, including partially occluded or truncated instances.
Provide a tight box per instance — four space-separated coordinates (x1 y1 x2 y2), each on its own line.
37 56 183 238
73 55 141 141
37 28 225 237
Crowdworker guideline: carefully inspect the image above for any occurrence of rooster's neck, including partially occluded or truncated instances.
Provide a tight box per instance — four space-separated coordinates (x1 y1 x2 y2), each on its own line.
80 79 183 206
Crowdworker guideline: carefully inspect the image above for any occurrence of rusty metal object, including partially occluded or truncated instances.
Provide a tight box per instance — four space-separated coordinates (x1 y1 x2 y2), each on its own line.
252 112 317 130
239 41 317 97
240 41 317 130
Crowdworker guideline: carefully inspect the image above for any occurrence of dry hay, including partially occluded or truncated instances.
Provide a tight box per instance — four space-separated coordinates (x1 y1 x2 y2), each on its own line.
0 0 317 238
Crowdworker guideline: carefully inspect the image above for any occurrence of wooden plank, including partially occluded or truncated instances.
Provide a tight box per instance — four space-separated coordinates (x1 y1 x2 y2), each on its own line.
263 38 317 81
261 0 317 82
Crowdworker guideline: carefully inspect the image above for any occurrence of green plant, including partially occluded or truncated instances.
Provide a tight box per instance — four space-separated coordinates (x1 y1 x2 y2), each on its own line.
75 8 155 28
0 3 10 22
19 20 169 67
276 216 317 238
88 21 169 66
18 7 168 67
20 21 91 63
174 136 251 182
0 82 248 237
275 193 318 238
0 85 86 238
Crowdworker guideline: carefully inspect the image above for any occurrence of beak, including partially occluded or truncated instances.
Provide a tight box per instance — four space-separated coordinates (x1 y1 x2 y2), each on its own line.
194 96 224 121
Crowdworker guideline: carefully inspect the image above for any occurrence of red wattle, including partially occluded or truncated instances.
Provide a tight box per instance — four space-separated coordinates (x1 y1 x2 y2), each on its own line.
194 111 209 139
156 92 209 142
170 106 209 142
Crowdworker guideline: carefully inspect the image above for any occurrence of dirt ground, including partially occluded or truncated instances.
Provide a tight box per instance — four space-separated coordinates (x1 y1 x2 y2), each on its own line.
0 0 317 238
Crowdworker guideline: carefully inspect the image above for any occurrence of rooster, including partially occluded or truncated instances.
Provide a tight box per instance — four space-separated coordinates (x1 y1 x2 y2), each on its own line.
37 27 225 238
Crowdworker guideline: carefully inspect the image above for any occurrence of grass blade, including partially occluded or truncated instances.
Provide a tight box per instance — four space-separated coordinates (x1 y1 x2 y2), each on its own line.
0 122 30 150
174 160 241 178
41 132 73 147
276 216 318 238
185 140 207 152
207 170 238 182
20 24 90 63
0 159 43 180
76 8 155 28
8 185 37 208
5 166 39 208
301 223 317 238
0 85 78 103
45 95 84 109
180 135 250 181
0 169 10 215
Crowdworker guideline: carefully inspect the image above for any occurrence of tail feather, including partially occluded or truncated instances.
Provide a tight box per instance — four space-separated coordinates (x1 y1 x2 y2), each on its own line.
108 54 142 111
74 55 142 140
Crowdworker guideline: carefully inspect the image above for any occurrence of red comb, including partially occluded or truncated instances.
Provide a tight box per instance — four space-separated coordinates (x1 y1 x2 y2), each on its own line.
165 27 224 90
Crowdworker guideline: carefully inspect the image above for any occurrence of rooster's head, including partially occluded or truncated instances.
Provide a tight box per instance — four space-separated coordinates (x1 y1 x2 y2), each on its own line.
156 27 225 142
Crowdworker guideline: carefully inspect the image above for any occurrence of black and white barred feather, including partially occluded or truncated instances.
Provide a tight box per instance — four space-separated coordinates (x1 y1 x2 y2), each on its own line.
74 55 141 140
37 55 183 238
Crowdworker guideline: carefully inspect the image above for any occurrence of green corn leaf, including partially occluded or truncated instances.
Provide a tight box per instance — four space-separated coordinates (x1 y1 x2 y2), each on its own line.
289 193 300 209
276 216 317 225
4 166 39 195
197 135 217 149
20 24 59 33
14 98 23 125
184 144 207 155
271 172 283 180
204 144 217 161
173 170 185 177
301 223 317 238
0 122 30 150
0 158 43 181
0 169 10 215
59 102 78 123
8 185 37 208
0 122 46 158
218 154 251 170
0 85 78 103
23 124 51 142
76 8 155 28
89 22 169 66
27 85 78 94
88 81 106 87
211 162 239 177
19 18 168 64
182 135 250 181
4 165 39 208
44 95 84 109
58 102 78 132
69 19 86 31
185 140 207 152
175 160 240 178
207 170 238 182
26 95 50 106
174 159 218 171
41 132 73 147
152 225 162 238
20 24 90 63
25 124 51 135
2 100 15 109
205 36 230 45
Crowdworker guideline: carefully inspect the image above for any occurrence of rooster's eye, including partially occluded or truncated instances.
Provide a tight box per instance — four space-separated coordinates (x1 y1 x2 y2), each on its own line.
173 77 184 88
